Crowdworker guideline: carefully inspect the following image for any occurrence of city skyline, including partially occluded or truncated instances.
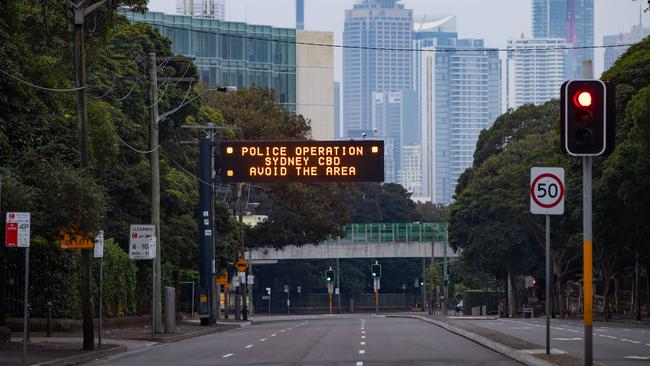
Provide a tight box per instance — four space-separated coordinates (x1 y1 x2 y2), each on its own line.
149 0 648 79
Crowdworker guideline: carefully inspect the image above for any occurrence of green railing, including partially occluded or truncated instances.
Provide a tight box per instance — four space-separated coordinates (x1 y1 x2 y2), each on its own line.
327 223 448 244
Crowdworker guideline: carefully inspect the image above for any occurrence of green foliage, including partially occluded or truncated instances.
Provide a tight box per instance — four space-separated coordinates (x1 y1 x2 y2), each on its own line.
95 239 138 317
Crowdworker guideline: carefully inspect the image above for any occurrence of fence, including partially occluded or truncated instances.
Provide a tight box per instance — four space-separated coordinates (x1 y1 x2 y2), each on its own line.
253 293 410 313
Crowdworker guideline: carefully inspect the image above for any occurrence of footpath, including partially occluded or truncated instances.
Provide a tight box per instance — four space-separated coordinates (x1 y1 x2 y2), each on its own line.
0 319 244 366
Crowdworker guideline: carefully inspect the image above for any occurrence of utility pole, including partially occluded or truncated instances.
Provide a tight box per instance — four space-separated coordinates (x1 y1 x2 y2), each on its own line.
443 224 448 315
148 53 163 333
71 0 108 351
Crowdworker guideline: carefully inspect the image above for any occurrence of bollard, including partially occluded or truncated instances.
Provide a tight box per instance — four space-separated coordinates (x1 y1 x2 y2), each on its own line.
46 302 53 337
349 298 354 313
164 287 176 333
235 295 241 320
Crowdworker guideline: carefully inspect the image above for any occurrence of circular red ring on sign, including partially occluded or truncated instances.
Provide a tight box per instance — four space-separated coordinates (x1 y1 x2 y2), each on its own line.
530 173 564 209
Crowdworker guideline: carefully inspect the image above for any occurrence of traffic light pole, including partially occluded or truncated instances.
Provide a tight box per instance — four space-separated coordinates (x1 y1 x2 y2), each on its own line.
545 215 551 355
583 156 593 366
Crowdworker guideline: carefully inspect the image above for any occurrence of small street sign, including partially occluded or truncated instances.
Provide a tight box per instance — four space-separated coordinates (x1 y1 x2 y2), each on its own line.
266 287 271 295
129 225 156 260
297 286 301 294
530 167 565 215
283 284 289 293
262 295 270 300
233 278 240 288
5 212 30 248
94 230 104 258
216 273 229 286
235 258 249 272
247 275 254 285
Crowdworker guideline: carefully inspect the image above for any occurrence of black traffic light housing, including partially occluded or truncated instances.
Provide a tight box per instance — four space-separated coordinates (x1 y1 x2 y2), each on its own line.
371 263 381 278
561 80 616 156
325 269 335 282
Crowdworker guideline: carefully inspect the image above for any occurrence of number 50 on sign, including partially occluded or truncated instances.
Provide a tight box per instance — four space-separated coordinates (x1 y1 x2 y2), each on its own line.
530 167 565 215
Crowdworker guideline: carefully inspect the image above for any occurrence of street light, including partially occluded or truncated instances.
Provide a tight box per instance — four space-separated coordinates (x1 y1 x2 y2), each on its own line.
414 222 449 315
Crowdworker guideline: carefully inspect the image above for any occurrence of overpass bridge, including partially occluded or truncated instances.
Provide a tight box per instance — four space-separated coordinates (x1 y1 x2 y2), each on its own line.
249 223 459 261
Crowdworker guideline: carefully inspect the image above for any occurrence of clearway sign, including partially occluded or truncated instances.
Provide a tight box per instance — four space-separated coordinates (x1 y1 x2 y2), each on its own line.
530 168 565 215
129 225 156 260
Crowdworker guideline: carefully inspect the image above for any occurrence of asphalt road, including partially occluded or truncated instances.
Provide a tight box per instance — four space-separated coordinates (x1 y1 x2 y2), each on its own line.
89 315 521 366
467 318 650 365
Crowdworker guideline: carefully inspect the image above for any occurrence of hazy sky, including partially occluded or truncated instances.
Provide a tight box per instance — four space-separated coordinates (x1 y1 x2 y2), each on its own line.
149 0 650 79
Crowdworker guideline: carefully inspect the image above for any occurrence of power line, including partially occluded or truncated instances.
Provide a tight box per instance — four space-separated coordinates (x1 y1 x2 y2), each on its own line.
0 68 88 92
130 20 638 54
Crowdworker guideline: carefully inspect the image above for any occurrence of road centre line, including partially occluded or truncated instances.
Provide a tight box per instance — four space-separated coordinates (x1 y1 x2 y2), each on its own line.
356 362 364 366
222 353 234 358
260 338 267 342
359 350 366 354
245 344 253 349
360 341 366 345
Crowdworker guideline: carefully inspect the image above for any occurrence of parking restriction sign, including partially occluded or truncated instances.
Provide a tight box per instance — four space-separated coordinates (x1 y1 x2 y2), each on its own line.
5 212 30 248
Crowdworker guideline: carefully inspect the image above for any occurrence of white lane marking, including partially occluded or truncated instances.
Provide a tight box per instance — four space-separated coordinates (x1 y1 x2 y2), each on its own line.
624 356 650 360
271 333 277 337
361 335 366 339
553 337 582 341
359 350 366 354
245 344 253 349
260 338 267 342
280 330 286 333
360 342 366 345
622 329 632 332
222 353 234 358
288 327 293 330
511 327 531 330
356 362 364 366
361 331 366 334
621 339 642 344
646 344 650 347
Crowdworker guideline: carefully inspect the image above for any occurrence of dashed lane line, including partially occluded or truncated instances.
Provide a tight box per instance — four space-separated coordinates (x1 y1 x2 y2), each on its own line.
260 338 267 342
222 353 234 358
358 350 366 354
356 362 364 366
245 344 253 349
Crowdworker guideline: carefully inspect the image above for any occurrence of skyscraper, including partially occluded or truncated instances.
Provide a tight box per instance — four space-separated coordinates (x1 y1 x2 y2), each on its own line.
603 24 650 72
506 37 567 109
531 0 594 78
342 0 413 137
296 0 305 30
415 15 500 203
176 0 226 20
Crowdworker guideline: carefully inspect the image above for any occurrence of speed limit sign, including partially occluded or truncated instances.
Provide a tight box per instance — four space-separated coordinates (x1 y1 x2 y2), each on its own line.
530 167 565 215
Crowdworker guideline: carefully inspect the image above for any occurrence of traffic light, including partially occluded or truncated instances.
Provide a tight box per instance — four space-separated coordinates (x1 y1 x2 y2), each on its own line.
371 263 381 278
325 269 335 282
560 80 615 156
419 278 424 287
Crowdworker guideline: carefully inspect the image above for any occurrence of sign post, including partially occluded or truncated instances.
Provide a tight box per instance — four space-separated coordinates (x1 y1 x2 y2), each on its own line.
129 225 156 336
94 230 104 348
530 168 565 355
284 284 290 315
6 212 30 366
266 287 271 314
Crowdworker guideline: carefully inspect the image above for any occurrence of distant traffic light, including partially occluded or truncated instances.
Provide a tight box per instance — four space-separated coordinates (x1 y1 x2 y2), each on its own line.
419 278 424 287
371 263 381 278
325 269 335 282
561 80 615 156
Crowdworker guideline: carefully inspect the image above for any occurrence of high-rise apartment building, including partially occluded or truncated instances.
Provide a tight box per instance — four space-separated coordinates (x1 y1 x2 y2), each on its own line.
121 10 297 111
176 0 225 20
342 0 413 137
415 15 500 203
371 91 418 183
506 37 567 109
603 24 650 72
531 0 593 78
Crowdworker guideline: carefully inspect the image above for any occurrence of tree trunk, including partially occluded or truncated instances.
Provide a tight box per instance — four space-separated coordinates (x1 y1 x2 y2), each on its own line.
0 256 5 326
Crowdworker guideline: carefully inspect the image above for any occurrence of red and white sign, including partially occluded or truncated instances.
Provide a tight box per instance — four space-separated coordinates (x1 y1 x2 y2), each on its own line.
530 168 565 215
5 212 30 248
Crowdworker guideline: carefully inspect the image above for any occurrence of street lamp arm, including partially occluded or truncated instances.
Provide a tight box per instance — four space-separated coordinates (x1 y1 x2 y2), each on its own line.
158 86 237 123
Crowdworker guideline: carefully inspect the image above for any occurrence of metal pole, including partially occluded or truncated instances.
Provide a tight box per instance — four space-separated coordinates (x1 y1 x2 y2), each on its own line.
151 259 155 337
444 225 448 315
431 226 435 313
199 138 214 325
192 281 195 320
22 247 29 366
375 287 379 314
268 293 271 314
583 156 593 366
148 52 162 334
545 215 551 355
98 257 103 348
421 257 425 312
287 291 290 315
634 246 641 320
336 257 341 313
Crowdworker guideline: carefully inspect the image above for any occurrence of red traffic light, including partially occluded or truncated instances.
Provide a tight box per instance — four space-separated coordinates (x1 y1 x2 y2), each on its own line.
573 91 593 108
